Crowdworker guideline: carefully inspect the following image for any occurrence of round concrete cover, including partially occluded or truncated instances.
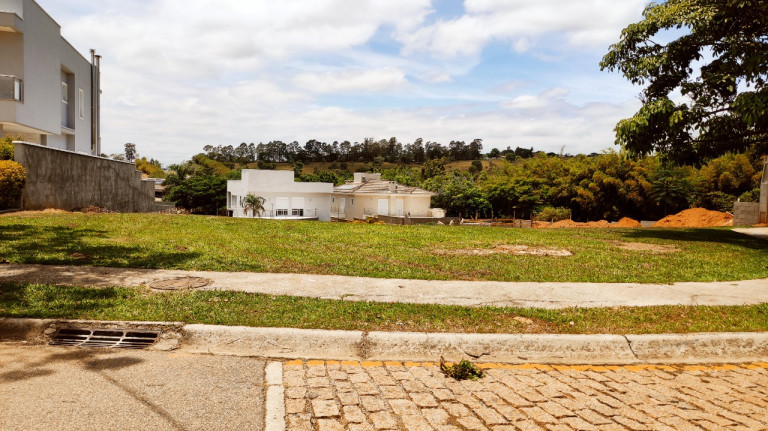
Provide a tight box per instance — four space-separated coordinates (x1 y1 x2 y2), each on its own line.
149 276 210 291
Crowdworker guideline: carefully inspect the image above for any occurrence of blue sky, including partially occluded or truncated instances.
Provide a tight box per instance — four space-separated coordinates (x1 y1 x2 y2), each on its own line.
37 0 650 163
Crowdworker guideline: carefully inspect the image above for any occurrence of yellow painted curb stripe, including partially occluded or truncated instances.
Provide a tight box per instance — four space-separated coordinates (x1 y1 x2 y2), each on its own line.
283 360 768 373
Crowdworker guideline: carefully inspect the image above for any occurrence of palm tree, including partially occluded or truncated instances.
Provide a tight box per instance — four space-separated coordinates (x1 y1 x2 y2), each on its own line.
242 193 266 218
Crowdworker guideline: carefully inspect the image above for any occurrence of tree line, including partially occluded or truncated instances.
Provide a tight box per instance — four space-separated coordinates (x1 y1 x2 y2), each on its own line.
203 137 495 165
155 142 764 220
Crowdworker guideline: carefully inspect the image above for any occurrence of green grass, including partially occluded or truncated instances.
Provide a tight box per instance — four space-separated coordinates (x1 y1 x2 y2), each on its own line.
2 283 768 334
0 212 766 282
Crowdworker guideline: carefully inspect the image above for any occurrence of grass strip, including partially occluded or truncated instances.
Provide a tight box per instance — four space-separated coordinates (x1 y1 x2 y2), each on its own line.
2 283 768 334
1 213 767 283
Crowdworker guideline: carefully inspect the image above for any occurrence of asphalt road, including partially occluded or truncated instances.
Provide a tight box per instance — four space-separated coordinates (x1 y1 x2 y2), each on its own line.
0 343 265 431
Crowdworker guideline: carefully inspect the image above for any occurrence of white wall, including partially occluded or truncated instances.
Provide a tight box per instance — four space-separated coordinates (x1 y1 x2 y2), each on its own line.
227 170 334 221
0 0 24 18
0 0 94 154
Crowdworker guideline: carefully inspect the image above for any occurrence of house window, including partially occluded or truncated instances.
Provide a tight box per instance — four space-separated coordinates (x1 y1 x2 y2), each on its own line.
0 76 22 101
78 89 85 119
0 76 22 102
350 199 354 206
61 82 68 103
292 209 304 216
275 197 289 216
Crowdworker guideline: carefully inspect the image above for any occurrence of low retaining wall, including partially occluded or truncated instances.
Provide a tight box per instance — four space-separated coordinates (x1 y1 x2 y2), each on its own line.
378 215 461 225
733 202 760 226
13 142 159 212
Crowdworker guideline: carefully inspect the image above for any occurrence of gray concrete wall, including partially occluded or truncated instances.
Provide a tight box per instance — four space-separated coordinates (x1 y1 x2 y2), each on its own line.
13 141 157 212
733 202 760 226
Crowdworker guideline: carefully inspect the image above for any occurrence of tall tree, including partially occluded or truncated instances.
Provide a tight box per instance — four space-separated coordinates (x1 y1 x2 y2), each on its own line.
601 0 768 164
124 143 137 163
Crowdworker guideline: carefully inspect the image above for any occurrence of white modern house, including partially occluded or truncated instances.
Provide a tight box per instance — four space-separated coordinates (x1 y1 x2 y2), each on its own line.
331 173 443 222
0 0 101 155
227 170 334 221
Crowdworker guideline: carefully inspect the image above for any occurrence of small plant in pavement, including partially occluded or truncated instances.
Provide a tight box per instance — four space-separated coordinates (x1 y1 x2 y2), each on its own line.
440 357 484 381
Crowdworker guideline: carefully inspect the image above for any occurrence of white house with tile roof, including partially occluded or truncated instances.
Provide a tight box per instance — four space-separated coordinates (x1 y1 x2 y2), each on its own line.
331 173 443 222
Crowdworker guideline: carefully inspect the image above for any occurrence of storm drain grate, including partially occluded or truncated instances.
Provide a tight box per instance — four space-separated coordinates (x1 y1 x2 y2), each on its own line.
50 328 160 349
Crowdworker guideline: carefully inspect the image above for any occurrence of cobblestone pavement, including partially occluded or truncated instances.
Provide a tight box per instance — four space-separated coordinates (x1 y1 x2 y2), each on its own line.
282 360 768 431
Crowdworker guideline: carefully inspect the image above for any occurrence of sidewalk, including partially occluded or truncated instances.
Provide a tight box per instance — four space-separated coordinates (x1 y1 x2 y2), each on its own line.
2 263 768 309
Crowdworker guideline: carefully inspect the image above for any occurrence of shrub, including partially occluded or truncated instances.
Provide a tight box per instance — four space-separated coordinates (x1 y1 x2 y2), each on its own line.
535 206 572 222
738 188 760 203
0 136 15 161
697 191 737 213
257 160 276 170
0 160 26 209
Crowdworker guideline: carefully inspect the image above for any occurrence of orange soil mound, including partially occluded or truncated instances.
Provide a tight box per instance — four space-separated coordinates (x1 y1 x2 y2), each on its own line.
613 217 642 228
585 220 611 228
548 219 585 228
651 208 733 228
548 219 613 228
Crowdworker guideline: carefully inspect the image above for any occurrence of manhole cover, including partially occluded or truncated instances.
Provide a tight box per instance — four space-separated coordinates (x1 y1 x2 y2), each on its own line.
50 328 159 349
149 276 210 291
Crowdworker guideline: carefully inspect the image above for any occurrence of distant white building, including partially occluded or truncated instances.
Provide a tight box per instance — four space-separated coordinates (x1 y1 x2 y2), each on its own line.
227 170 333 221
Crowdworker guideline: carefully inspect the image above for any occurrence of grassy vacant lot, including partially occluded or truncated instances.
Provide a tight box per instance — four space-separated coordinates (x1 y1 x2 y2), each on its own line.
2 282 768 334
1 212 766 283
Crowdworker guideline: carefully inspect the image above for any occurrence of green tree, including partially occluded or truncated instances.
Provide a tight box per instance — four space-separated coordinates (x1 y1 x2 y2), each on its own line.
165 175 226 214
242 193 265 218
421 157 446 180
124 143 137 163
601 0 768 163
424 173 491 218
649 166 693 215
293 160 304 177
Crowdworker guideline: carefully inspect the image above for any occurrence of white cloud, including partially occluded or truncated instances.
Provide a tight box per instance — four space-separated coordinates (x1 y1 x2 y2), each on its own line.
32 0 647 162
293 67 407 94
398 0 648 58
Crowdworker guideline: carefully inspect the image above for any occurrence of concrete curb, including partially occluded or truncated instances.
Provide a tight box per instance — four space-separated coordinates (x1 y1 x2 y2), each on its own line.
363 332 637 364
627 332 768 363
180 325 363 359
0 318 55 341
2 318 768 364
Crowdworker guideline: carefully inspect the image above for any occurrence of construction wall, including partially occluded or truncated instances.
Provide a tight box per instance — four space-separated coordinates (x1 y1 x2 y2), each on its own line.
733 202 760 226
13 142 157 212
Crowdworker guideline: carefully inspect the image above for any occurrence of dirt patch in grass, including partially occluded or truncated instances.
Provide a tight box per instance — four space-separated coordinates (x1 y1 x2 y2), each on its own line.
434 245 572 257
615 242 680 254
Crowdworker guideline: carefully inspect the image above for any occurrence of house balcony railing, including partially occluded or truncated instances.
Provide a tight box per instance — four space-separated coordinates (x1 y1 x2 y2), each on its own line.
232 207 320 219
0 75 22 102
362 208 432 218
